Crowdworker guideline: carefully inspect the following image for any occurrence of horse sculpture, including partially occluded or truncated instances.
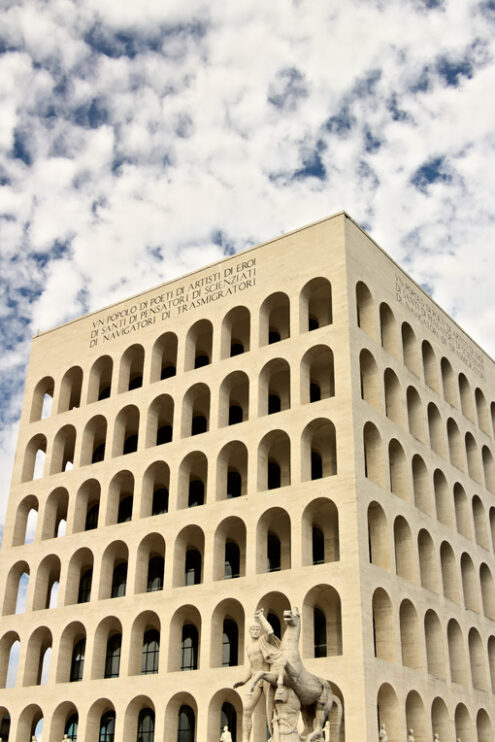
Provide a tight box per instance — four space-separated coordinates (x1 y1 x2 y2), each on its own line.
248 607 342 742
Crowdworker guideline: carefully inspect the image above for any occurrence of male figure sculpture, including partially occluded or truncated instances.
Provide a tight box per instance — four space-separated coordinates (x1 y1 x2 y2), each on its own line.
220 725 232 742
378 723 388 741
234 609 280 741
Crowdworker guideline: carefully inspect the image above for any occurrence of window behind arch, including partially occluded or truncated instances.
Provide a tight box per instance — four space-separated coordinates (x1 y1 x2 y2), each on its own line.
65 713 78 740
227 470 242 498
177 705 195 742
267 612 281 638
225 541 240 579
117 495 133 523
137 708 155 742
104 634 122 678
185 549 201 585
152 487 169 515
312 526 325 565
267 533 281 572
141 629 160 674
70 638 85 681
78 568 93 603
85 503 99 530
147 556 164 592
188 479 204 507
181 624 198 670
314 607 327 657
222 618 239 666
111 562 127 597
99 711 115 742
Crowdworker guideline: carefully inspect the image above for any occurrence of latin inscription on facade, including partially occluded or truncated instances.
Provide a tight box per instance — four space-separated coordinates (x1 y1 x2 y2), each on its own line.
89 257 256 347
395 273 485 380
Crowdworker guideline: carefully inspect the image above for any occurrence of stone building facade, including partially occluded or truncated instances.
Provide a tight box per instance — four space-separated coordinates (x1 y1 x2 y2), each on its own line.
0 212 494 741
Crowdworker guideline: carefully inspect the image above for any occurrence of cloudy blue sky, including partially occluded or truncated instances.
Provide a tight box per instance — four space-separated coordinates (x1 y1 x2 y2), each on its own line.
0 0 494 527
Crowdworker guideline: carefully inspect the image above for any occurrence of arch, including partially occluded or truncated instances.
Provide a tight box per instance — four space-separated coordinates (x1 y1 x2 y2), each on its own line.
412 455 431 515
210 598 244 667
447 418 464 470
472 496 489 549
428 403 446 457
388 438 409 501
259 291 290 345
363 422 384 487
440 541 459 603
23 627 52 686
56 621 86 683
466 433 482 482
359 349 380 410
368 502 389 570
299 277 332 332
185 318 213 370
134 532 165 594
383 368 403 425
301 498 339 566
258 429 290 491
431 697 450 741
455 703 474 742
301 418 337 481
213 516 246 581
255 591 291 639
124 696 155 742
407 386 425 441
480 563 495 619
165 693 197 742
461 553 480 612
141 460 170 517
98 540 129 599
72 478 101 532
106 469 134 525
425 610 445 679
112 404 140 456
50 701 79 742
302 584 342 658
207 689 242 742
300 345 335 405
221 305 251 358
118 343 144 392
469 627 488 690
259 358 290 417
2 561 29 615
355 281 375 338
418 529 439 593
405 691 428 742
21 433 47 482
394 516 416 582
168 605 202 672
219 370 250 427
64 547 94 605
489 636 495 693
90 616 123 679
146 394 174 447
50 423 76 473
181 382 210 437
402 322 420 375
256 507 291 573
150 331 178 381
173 525 205 587
448 619 468 685
178 451 208 509
41 486 68 539
372 588 395 661
459 372 475 421
32 554 61 610
58 365 83 412
422 340 439 391
377 683 400 741
476 709 492 742
441 356 458 407
0 631 20 688
84 698 115 742
87 354 113 402
380 302 397 356
15 703 43 742
12 494 39 546
128 610 161 676
216 441 248 501
433 469 453 526
476 388 490 434
30 375 54 421
80 414 107 465
399 600 422 669
454 482 472 538
482 445 495 493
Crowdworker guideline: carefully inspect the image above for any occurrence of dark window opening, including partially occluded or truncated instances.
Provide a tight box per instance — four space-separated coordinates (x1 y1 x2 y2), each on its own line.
267 612 281 638
161 365 176 380
99 711 115 742
152 488 168 515
267 461 281 490
65 713 78 741
188 479 205 507
191 415 207 435
98 386 111 400
156 424 172 445
268 394 281 414
137 708 155 742
128 375 142 391
222 619 238 666
312 526 325 565
70 638 85 681
177 705 195 742
314 607 327 658
147 556 164 592
220 703 237 742
104 634 122 678
92 443 105 463
0 717 10 741
224 541 240 579
85 503 99 530
267 533 281 572
194 354 209 369
141 630 160 675
123 434 138 454
111 562 127 598
308 316 319 331
228 405 243 425
311 451 323 480
78 568 93 603
117 495 133 523
227 470 242 498
268 329 281 344
310 383 321 403
185 549 201 585
181 624 198 670
230 342 244 356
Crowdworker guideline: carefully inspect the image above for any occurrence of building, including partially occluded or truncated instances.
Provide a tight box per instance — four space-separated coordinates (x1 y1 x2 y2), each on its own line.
0 211 494 742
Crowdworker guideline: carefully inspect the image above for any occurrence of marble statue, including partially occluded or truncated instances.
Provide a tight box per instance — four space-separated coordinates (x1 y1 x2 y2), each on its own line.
433 734 440 742
272 685 301 741
408 730 415 742
220 725 232 742
234 609 281 741
247 607 342 742
378 723 388 741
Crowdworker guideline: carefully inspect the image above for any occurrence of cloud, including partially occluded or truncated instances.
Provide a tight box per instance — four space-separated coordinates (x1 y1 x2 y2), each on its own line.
0 0 494 523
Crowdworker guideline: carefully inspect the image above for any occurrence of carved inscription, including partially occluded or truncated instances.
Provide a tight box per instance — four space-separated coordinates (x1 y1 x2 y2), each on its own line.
89 258 256 347
395 273 485 379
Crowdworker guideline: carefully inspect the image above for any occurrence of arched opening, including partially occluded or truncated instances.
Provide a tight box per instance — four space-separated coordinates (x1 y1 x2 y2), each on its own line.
455 704 474 742
141 460 170 517
58 366 83 412
380 303 397 356
0 631 20 688
372 588 395 661
459 372 475 421
412 455 431 515
441 357 457 407
461 552 480 612
418 529 439 593
23 627 52 686
12 494 39 546
480 563 495 619
384 368 403 425
447 417 464 470
301 418 337 481
218 370 250 427
258 430 290 491
32 554 61 610
482 445 495 493
88 354 113 402
21 433 47 482
440 541 459 603
72 478 101 532
394 516 416 582
472 496 489 549
377 683 400 742
146 394 174 447
181 382 210 437
213 516 246 581
359 349 380 410
405 691 428 742
422 340 439 391
399 600 422 670
210 598 244 668
216 441 247 500
118 344 144 392
476 709 492 742
402 322 419 376
302 585 342 658
259 292 290 345
425 610 445 679
80 414 107 465
134 533 165 594
448 619 467 685
2 562 29 615
407 386 425 441
299 277 332 332
363 422 384 486
258 358 290 417
41 486 68 539
50 424 76 474
173 525 204 587
168 606 201 672
221 306 250 358
112 404 140 456
431 697 450 741
185 319 213 370
256 507 291 574
356 281 375 338
300 345 335 405
388 438 409 501
454 482 472 539
469 627 488 690
433 469 452 526
64 547 94 605
56 622 86 683
428 403 446 457
30 376 54 421
106 470 134 525
178 451 208 509
368 502 389 570
150 331 178 381
476 388 491 434
16 704 43 742
98 541 128 599
301 498 339 566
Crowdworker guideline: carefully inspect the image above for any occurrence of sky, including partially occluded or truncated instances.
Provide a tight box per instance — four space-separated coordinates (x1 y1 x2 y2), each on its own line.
0 0 494 531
